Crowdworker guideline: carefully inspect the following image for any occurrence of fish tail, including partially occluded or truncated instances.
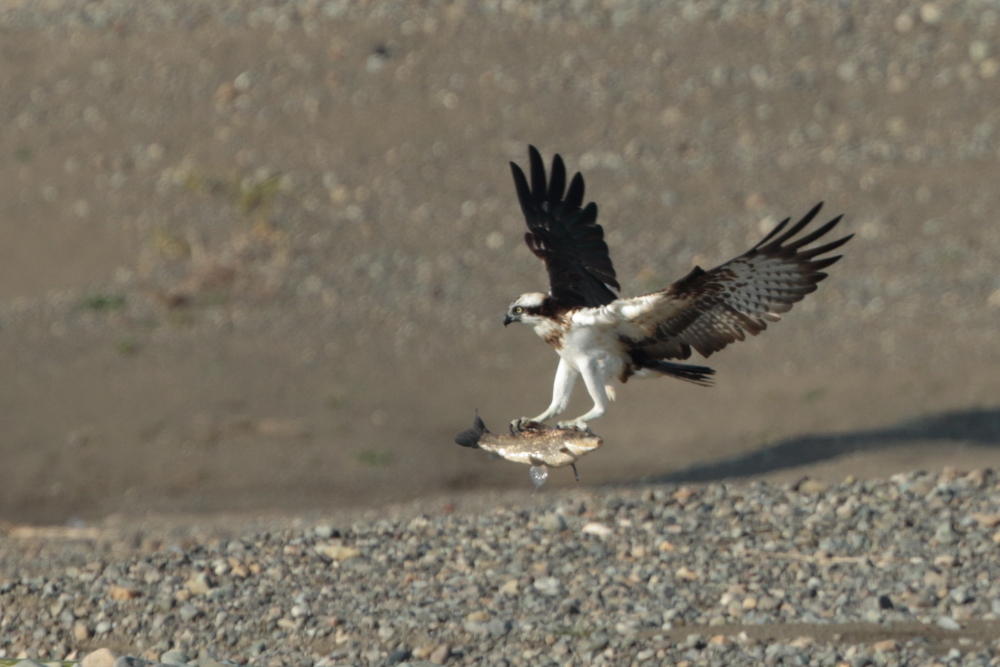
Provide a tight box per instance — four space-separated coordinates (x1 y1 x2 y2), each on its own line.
455 412 489 448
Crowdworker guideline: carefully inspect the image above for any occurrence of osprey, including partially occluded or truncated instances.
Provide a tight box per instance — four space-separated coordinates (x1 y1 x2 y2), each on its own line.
503 146 852 432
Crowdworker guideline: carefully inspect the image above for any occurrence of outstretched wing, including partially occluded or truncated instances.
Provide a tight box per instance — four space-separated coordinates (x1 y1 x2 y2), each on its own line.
614 202 852 360
510 145 620 308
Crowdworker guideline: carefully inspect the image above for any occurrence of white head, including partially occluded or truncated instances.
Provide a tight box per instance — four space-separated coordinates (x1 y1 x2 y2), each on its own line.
503 292 551 326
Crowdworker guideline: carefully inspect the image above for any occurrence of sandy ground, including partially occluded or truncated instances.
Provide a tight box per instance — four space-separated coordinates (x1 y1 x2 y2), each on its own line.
1 2 999 527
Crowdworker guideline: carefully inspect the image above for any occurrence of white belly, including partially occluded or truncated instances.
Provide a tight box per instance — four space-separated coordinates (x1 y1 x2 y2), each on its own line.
559 323 626 379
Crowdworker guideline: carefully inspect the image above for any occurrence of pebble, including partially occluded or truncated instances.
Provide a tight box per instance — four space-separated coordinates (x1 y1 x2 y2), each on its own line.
80 649 120 667
873 639 899 652
112 658 149 667
384 649 410 665
158 652 189 666
317 544 362 561
581 522 613 537
189 660 226 667
532 576 562 596
937 616 963 631
108 584 141 601
796 478 831 494
539 512 567 532
178 604 201 622
428 644 450 664
72 622 90 641
185 573 214 595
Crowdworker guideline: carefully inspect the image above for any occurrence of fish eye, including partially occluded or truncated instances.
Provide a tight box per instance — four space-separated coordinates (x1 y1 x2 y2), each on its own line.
514 306 524 314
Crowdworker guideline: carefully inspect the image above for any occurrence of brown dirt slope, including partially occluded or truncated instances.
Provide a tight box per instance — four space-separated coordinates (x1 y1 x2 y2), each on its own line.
1 1 999 524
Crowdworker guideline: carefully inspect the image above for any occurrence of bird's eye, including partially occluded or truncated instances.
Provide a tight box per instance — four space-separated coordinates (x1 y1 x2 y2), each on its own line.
514 306 524 314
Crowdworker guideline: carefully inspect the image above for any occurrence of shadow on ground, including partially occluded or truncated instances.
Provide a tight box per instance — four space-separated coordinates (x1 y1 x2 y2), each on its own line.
649 408 1000 484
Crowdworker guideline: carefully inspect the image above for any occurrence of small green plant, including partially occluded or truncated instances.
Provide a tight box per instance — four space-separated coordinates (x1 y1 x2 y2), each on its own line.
803 388 826 403
238 174 283 212
165 309 196 325
80 294 125 311
182 170 206 193
755 429 777 449
193 289 233 307
152 229 190 260
554 626 593 639
354 450 393 467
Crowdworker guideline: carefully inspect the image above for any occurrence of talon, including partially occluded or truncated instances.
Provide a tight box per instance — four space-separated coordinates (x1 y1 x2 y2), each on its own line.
557 420 588 432
512 417 548 433
510 417 528 433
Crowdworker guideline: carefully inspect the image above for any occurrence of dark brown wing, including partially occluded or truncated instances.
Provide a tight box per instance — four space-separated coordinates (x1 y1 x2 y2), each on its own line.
615 202 852 360
510 146 620 308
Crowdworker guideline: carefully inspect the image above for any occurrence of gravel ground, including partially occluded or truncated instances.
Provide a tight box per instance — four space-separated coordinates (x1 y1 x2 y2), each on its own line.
2 470 1000 666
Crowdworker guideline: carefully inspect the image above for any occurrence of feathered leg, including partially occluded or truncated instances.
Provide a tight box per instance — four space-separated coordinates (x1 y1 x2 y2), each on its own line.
558 357 609 431
512 357 579 431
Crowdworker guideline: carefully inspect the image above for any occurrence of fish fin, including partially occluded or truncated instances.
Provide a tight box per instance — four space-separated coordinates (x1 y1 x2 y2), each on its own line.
572 462 580 482
529 465 548 489
455 412 489 448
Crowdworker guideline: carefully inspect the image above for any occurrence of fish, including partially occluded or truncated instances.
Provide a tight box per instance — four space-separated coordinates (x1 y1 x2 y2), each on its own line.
455 414 603 488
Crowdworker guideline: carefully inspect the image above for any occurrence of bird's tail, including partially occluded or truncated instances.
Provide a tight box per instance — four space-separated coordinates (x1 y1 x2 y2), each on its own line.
455 413 489 448
641 359 715 386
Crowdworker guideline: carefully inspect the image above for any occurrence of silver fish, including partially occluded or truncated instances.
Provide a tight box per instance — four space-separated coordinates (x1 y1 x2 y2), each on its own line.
455 414 603 488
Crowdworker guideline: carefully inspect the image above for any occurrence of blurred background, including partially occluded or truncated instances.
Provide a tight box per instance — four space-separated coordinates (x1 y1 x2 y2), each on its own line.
1 0 998 524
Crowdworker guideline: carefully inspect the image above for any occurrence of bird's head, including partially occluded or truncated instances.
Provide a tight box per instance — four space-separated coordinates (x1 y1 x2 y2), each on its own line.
503 292 549 327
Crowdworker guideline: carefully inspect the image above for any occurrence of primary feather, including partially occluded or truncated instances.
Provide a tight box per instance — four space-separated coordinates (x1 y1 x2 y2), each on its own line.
510 145 620 308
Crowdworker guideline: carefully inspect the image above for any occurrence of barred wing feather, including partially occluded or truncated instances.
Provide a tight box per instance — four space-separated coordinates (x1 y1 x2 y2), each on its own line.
615 202 852 360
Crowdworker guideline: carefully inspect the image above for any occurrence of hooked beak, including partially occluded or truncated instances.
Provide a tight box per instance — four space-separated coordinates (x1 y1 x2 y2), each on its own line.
503 313 515 327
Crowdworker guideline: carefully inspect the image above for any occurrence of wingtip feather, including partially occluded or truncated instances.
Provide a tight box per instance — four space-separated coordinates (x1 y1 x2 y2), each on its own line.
753 216 791 249
765 201 824 248
548 153 567 202
528 145 546 199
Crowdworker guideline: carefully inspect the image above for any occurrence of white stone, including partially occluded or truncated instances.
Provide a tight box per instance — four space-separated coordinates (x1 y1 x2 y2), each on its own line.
81 648 120 667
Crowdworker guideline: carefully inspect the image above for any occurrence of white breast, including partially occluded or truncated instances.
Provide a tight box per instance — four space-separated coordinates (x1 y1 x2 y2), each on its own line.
561 309 627 365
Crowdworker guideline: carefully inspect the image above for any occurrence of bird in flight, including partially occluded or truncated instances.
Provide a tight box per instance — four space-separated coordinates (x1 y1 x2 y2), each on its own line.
503 145 852 432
